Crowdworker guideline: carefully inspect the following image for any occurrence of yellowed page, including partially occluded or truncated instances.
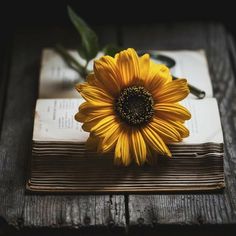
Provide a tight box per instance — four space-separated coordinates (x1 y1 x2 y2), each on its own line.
39 49 212 99
33 98 223 145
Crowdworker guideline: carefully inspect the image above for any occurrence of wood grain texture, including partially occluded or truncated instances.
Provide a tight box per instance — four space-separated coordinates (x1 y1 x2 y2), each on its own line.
122 23 236 229
0 27 126 232
0 32 12 134
1 23 236 234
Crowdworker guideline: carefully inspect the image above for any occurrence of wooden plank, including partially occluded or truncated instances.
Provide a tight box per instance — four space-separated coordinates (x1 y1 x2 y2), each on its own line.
0 31 12 132
1 22 236 234
122 23 236 229
227 34 236 82
0 26 126 232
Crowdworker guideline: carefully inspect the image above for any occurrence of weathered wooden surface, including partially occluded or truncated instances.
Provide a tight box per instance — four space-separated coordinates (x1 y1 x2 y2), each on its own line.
122 23 236 231
0 27 126 234
0 32 12 135
1 23 236 235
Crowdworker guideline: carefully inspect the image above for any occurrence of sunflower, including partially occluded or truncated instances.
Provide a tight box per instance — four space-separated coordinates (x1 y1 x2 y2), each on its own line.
75 48 191 166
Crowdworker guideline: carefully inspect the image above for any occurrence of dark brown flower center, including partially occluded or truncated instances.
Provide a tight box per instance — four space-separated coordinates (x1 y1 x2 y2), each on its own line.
115 86 154 126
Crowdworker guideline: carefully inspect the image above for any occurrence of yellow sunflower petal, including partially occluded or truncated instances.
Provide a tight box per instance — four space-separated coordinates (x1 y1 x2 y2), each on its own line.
82 121 99 132
74 112 87 123
153 79 189 102
139 53 150 80
116 48 140 86
81 107 114 117
86 73 96 85
165 119 190 138
94 56 121 96
141 125 171 157
86 73 107 91
150 117 182 143
79 103 114 129
74 48 191 166
131 129 147 165
101 123 121 152
156 64 172 82
114 131 131 166
81 110 115 132
87 73 115 96
145 62 172 91
77 108 113 123
90 115 118 137
155 103 191 121
77 102 114 123
79 102 113 113
76 83 113 104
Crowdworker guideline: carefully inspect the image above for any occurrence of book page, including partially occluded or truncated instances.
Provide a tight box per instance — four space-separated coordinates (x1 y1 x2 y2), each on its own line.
33 98 223 144
33 99 89 142
39 49 213 99
38 49 103 98
156 50 213 98
180 98 223 144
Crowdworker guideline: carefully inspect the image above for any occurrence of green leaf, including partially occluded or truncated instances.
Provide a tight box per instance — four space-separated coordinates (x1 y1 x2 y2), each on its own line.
68 6 99 61
77 45 88 61
102 44 123 57
55 44 84 76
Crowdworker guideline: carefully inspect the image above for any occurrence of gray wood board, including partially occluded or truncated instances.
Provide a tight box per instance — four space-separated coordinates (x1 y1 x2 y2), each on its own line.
1 23 236 233
122 23 236 228
0 27 126 233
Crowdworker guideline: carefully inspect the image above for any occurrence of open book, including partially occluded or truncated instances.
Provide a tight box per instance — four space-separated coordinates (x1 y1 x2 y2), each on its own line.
26 49 224 193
